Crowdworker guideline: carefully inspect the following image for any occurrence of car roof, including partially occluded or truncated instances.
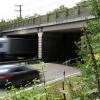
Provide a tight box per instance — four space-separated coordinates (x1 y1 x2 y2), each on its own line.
0 64 25 69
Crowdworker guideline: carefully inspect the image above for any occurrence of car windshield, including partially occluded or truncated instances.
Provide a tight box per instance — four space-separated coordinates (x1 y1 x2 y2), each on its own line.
9 66 29 73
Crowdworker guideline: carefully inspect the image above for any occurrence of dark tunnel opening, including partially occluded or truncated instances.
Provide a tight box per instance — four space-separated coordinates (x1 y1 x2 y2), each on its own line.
42 30 82 63
4 33 38 60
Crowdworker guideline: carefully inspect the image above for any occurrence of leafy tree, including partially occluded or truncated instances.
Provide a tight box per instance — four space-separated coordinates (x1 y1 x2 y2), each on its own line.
48 5 68 14
85 0 100 17
80 0 100 16
76 0 100 98
54 5 68 12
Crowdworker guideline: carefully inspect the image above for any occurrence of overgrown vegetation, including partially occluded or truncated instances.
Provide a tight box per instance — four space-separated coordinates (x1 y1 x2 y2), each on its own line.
2 73 84 100
0 0 100 99
76 20 100 99
75 0 100 99
0 1 92 31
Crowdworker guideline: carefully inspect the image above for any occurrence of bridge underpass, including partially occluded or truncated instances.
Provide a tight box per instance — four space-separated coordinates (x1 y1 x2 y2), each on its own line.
6 33 38 59
4 29 82 63
42 30 82 62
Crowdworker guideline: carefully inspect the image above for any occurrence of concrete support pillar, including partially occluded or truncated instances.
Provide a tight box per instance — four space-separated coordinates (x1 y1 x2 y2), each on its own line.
38 32 43 59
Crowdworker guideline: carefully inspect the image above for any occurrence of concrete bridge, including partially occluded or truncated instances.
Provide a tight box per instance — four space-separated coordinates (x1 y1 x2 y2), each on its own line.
0 3 95 62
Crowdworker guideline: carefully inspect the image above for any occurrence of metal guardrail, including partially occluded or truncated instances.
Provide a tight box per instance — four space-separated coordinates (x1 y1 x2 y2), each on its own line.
0 2 92 31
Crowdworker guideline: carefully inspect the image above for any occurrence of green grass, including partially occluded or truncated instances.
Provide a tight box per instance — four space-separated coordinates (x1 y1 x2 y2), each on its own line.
2 76 84 100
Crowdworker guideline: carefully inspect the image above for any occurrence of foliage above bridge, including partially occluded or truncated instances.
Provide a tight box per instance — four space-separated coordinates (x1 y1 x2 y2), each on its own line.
0 1 92 31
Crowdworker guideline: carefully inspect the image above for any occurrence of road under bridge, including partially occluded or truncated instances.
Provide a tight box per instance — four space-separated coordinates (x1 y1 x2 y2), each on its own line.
1 14 93 62
4 28 82 63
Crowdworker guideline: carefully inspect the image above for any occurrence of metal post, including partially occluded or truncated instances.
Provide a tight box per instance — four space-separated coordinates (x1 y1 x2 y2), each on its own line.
66 8 68 17
77 4 80 15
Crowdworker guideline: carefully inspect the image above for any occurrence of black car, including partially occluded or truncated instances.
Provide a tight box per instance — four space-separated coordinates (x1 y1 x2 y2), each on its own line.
0 64 40 87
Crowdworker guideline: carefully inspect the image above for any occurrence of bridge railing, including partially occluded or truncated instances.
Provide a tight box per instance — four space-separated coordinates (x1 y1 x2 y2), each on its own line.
0 2 92 31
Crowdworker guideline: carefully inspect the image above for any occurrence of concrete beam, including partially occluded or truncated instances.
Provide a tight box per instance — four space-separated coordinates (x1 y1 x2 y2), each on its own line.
1 15 94 35
43 21 86 32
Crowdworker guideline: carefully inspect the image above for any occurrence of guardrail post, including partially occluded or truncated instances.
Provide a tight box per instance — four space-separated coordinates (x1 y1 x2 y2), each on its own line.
47 14 49 22
77 4 80 15
56 11 58 21
66 8 68 17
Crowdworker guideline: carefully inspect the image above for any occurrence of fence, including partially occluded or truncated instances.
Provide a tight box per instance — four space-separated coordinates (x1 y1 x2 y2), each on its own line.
0 2 92 31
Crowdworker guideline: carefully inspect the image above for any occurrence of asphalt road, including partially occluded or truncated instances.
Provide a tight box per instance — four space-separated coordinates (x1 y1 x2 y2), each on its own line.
0 63 80 96
39 63 80 81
